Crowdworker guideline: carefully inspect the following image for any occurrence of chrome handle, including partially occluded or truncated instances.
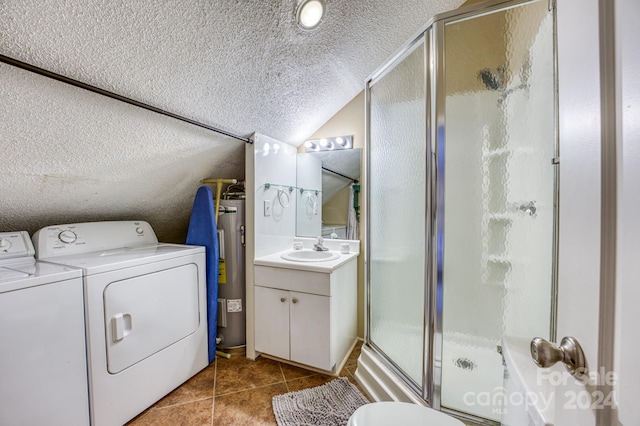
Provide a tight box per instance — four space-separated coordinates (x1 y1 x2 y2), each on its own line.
518 201 537 216
292 298 298 304
280 297 286 303
530 336 587 378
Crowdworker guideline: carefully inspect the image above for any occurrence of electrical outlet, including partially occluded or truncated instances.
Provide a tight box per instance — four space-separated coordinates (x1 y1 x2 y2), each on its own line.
264 200 272 216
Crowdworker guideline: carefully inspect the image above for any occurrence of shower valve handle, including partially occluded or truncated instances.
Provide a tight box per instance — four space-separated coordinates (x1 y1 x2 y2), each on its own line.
530 336 587 378
519 201 537 216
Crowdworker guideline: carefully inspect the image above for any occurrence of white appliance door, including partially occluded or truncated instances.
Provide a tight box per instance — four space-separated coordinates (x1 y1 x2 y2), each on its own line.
0 278 89 426
104 264 200 373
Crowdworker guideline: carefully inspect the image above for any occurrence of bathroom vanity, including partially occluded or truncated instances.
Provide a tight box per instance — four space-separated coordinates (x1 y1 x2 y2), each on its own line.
253 245 358 373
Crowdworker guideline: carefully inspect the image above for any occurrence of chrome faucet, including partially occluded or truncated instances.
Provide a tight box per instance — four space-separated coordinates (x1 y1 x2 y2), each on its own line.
313 236 328 251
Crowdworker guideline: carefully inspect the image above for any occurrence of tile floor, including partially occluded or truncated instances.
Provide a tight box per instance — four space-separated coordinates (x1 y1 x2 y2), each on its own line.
127 341 365 426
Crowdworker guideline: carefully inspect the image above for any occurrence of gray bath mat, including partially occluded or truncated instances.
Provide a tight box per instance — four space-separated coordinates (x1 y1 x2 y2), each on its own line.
272 377 369 426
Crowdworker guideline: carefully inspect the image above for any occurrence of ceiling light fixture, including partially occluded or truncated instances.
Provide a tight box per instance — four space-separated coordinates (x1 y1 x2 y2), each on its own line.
296 0 325 30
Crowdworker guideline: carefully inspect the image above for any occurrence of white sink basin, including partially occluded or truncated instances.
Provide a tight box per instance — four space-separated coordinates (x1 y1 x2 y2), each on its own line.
280 249 340 262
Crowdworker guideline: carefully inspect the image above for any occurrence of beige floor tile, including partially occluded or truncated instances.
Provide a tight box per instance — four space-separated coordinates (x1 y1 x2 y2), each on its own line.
132 344 370 424
215 355 284 396
279 361 317 381
152 363 216 409
213 382 287 426
344 340 363 370
127 398 213 426
285 373 338 392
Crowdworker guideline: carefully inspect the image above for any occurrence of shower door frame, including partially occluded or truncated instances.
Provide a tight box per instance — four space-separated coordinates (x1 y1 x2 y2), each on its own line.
432 0 559 421
364 33 430 399
364 0 559 423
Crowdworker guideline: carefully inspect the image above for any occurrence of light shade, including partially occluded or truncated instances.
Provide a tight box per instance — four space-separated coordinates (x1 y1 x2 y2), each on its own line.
304 135 353 152
296 0 324 30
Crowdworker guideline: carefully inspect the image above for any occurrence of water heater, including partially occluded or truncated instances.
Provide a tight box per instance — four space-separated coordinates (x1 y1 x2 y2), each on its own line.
217 199 246 349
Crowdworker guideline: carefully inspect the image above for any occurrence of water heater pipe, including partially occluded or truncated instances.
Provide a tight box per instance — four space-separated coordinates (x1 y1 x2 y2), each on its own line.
202 178 238 222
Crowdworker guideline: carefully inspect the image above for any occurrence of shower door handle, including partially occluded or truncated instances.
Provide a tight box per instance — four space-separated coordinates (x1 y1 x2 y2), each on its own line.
530 336 587 378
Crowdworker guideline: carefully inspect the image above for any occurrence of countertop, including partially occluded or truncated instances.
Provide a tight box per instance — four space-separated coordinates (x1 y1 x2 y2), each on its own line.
254 248 359 273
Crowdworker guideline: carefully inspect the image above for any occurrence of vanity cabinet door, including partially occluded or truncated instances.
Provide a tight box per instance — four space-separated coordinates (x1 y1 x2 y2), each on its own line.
289 291 331 371
255 286 290 360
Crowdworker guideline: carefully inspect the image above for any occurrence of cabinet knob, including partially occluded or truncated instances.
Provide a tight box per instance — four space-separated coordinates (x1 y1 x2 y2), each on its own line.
280 297 286 303
292 298 298 304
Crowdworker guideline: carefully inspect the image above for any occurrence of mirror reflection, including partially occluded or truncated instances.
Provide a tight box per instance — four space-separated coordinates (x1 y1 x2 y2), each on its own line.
296 148 361 238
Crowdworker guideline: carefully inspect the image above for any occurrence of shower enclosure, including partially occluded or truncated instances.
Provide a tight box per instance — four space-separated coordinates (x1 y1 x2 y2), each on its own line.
360 0 556 423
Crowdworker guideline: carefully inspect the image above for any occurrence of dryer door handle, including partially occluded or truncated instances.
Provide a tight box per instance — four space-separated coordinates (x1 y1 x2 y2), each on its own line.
111 313 132 342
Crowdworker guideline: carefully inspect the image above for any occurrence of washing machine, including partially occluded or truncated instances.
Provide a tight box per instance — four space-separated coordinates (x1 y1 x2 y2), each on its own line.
0 231 89 426
33 221 208 426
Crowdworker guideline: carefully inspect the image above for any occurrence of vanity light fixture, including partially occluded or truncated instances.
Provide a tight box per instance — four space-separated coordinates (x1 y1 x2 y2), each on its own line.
305 140 319 151
304 135 353 152
296 0 325 30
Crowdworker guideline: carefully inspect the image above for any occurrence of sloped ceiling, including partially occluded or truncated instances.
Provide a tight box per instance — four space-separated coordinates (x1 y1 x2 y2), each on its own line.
0 0 463 242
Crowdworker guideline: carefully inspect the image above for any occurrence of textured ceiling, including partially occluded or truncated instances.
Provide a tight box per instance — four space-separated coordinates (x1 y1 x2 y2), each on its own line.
0 0 464 241
0 0 463 146
0 62 245 242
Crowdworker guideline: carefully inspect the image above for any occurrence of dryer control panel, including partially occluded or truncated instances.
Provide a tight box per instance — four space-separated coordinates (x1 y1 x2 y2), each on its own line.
33 221 158 259
0 231 35 262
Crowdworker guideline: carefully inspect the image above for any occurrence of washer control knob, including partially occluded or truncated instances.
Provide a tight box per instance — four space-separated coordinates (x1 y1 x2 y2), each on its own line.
135 227 144 235
58 230 77 244
0 239 11 250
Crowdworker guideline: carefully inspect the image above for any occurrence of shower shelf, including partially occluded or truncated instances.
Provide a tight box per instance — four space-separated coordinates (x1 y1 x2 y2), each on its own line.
482 147 512 157
485 255 512 264
483 146 534 159
483 257 512 287
487 213 513 222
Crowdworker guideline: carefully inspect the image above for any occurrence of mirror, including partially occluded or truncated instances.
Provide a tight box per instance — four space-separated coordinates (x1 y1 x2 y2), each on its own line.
296 148 362 238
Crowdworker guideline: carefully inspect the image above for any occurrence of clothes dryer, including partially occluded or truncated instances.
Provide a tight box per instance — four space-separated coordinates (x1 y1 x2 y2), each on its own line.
0 231 89 426
33 221 208 426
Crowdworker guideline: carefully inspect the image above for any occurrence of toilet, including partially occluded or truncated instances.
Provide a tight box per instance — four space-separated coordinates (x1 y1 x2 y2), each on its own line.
348 401 465 425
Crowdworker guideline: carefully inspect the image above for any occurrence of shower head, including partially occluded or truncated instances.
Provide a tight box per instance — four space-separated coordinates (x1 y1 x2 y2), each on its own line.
478 68 503 91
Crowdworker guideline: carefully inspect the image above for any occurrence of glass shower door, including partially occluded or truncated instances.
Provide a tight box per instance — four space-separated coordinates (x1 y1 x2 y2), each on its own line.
437 0 556 421
367 37 427 388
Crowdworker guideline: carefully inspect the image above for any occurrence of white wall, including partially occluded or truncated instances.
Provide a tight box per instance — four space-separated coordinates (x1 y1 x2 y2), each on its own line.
245 133 297 359
252 134 298 258
296 154 323 237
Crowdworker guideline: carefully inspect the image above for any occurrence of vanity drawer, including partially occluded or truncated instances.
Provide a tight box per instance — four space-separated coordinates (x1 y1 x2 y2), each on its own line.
254 265 330 296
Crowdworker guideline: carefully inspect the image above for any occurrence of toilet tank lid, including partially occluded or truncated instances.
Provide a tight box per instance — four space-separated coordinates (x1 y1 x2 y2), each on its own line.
349 402 464 426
